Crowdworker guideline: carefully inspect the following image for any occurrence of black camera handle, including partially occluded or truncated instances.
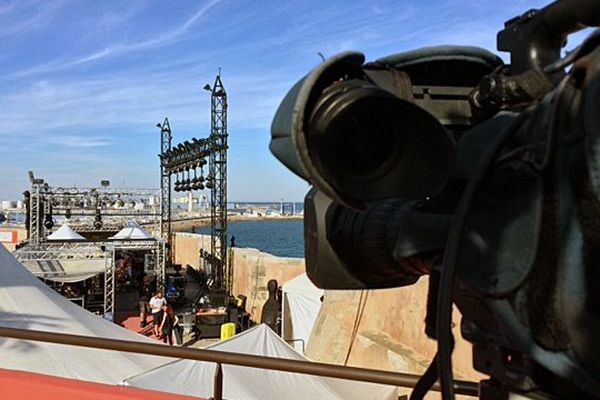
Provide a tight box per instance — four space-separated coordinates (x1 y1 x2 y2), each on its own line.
499 0 600 75
471 0 600 113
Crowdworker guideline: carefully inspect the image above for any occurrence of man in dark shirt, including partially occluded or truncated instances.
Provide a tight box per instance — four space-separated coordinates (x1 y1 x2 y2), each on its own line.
260 279 280 334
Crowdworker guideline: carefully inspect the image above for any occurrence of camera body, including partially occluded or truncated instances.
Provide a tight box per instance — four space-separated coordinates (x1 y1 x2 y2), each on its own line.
271 1 600 399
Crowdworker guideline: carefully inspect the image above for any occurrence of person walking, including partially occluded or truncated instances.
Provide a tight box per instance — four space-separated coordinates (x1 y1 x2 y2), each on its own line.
138 273 151 328
159 305 179 346
149 291 167 337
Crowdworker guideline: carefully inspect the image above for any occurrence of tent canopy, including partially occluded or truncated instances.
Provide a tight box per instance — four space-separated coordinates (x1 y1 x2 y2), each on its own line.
21 258 106 283
0 368 202 400
124 324 397 400
0 244 174 384
47 224 86 241
282 273 324 353
109 221 154 240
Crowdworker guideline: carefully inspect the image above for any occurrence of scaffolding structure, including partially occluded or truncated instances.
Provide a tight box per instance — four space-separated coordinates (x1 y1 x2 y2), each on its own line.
15 240 163 317
208 74 229 292
26 172 160 243
159 72 230 296
159 118 172 243
21 173 164 315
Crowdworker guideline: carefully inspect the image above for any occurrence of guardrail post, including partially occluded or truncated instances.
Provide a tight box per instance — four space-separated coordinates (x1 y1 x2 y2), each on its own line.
213 362 223 400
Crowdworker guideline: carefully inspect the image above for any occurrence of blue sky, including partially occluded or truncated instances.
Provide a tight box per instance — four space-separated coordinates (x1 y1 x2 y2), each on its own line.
0 0 586 201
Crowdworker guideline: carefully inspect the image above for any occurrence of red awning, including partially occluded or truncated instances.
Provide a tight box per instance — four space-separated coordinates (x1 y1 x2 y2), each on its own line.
0 368 204 400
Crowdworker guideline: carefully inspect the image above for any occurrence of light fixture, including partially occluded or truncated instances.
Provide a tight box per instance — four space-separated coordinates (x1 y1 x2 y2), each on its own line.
93 209 102 229
183 169 191 191
44 214 54 229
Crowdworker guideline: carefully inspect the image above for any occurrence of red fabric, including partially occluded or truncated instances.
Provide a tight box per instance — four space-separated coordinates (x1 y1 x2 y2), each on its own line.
0 368 203 400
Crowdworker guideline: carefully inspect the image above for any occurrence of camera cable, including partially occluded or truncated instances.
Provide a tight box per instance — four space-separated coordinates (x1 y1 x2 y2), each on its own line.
436 112 530 400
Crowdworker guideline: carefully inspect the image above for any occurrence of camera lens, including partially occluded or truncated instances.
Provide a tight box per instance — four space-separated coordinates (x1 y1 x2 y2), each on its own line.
328 96 400 177
307 79 451 202
308 80 402 181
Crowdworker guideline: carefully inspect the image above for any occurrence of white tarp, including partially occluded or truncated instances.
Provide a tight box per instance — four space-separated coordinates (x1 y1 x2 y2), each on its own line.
47 224 86 241
124 324 397 400
282 273 324 353
20 258 106 283
0 244 173 384
109 221 154 240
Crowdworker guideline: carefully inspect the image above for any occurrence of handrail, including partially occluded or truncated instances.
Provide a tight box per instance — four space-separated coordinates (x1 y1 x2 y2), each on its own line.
0 326 478 397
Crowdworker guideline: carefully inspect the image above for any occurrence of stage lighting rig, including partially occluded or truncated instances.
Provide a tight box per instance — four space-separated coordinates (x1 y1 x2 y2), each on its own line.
25 171 161 244
158 72 229 294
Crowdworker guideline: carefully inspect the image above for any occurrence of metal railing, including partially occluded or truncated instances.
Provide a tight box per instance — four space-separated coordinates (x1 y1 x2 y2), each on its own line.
0 326 479 399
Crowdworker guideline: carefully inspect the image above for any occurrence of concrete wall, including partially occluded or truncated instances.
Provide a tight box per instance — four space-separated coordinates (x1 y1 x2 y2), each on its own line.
172 232 305 318
229 247 305 319
172 232 212 269
306 279 484 392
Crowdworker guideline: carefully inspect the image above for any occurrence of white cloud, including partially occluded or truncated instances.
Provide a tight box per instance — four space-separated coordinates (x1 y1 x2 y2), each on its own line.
10 0 223 78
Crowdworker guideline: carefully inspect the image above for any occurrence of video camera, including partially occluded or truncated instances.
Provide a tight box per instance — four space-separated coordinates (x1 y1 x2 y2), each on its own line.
270 0 600 399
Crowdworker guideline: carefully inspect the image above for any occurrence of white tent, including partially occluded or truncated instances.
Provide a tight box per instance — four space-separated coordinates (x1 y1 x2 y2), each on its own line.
109 221 154 240
282 273 324 353
20 258 107 283
124 324 397 400
0 244 173 384
47 224 86 241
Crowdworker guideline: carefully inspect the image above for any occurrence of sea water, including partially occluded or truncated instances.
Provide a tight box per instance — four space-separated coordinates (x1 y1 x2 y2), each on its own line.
194 219 304 258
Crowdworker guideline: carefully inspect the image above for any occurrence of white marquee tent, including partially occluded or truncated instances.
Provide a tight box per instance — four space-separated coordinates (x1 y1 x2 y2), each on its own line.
124 324 397 400
109 221 154 240
0 244 173 384
282 273 324 353
47 224 86 241
20 258 107 283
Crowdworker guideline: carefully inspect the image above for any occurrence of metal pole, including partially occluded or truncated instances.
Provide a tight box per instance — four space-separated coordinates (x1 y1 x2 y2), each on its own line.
213 362 223 400
0 326 478 396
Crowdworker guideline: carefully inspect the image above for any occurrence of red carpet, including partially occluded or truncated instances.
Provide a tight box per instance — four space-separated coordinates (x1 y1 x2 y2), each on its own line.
114 312 163 342
0 368 204 399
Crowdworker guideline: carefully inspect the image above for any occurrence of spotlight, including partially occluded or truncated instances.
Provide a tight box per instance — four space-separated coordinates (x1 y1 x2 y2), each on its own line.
190 169 199 190
94 209 102 229
203 84 212 92
174 169 182 192
44 214 54 230
183 170 191 191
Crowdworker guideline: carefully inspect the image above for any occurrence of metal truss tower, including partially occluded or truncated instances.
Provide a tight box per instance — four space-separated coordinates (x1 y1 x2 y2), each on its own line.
158 118 172 292
159 118 172 242
208 74 229 292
